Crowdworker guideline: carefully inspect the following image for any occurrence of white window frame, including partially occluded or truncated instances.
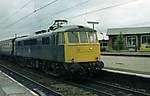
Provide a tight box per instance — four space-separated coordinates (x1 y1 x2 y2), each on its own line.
141 35 150 44
126 36 137 47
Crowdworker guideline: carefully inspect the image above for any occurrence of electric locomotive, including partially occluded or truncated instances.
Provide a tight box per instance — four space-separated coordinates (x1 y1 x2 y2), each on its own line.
0 20 104 77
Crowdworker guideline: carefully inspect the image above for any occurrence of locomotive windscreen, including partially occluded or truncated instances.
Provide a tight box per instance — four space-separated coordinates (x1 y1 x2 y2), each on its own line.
68 32 97 43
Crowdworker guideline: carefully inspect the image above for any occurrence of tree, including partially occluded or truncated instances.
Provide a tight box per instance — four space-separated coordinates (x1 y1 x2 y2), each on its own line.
114 32 125 50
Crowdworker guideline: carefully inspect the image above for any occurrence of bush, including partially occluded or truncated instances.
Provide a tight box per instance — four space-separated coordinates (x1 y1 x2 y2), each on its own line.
114 32 125 50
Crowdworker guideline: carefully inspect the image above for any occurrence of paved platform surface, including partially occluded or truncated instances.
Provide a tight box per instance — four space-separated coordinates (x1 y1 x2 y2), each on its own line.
101 55 150 77
101 52 150 56
0 71 38 96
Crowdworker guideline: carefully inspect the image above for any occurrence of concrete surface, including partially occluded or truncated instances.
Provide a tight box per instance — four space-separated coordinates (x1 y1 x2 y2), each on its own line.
0 71 38 96
101 52 150 56
101 55 150 76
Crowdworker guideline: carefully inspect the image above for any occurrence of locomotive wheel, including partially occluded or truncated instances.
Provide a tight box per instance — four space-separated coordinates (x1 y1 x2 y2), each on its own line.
50 63 65 77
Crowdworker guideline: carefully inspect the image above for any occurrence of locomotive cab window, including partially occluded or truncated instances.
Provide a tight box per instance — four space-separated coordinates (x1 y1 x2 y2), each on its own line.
68 32 78 43
56 32 64 45
88 32 97 43
79 32 88 43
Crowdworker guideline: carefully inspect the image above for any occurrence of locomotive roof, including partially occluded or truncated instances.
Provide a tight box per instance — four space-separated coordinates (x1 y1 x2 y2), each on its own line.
54 25 96 32
16 25 96 41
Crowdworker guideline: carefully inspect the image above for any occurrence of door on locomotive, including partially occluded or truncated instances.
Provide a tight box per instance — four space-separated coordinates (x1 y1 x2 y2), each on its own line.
64 31 101 63
54 32 65 62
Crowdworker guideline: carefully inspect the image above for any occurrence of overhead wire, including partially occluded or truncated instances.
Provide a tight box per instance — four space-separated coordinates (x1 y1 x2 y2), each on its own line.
34 0 59 12
33 0 139 27
0 0 33 24
66 0 139 19
3 0 59 29
22 0 91 26
52 0 90 16
3 0 139 31
3 0 89 30
26 0 140 30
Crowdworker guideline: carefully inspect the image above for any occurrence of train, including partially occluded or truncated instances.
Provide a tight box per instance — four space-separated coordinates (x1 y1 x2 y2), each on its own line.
0 20 104 78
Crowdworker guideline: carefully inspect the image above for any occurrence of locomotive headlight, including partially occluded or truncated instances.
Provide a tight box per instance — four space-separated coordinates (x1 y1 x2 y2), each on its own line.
89 47 93 50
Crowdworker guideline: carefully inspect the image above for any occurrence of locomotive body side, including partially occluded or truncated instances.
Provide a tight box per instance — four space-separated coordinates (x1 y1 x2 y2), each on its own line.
15 32 65 62
0 25 104 77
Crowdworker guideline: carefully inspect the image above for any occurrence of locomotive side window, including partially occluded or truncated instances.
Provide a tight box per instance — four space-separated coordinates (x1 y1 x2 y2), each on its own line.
23 39 37 46
17 41 21 46
88 32 97 43
79 32 88 43
24 40 30 46
30 39 37 45
42 37 49 45
57 32 64 44
68 32 78 43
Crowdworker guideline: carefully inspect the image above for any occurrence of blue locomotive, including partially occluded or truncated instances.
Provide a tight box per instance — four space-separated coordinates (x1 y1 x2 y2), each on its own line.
0 20 104 77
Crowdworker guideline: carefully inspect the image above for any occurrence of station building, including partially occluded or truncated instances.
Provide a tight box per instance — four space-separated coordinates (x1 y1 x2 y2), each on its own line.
99 40 109 51
107 26 150 51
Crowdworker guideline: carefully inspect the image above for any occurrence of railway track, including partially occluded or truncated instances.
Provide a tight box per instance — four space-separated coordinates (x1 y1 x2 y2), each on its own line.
0 64 62 96
0 61 150 96
61 78 150 96
86 79 150 96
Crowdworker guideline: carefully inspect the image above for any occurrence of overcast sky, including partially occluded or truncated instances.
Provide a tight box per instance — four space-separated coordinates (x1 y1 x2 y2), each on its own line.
0 0 150 40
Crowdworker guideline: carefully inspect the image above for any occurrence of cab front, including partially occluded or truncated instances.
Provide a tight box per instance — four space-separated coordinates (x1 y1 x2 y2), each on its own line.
64 31 101 63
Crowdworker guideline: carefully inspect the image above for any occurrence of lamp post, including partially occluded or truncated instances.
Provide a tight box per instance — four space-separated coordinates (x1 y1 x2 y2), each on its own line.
87 21 99 30
15 33 17 38
100 32 104 40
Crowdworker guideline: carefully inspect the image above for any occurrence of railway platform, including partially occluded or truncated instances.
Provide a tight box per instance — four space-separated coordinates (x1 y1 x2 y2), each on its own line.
0 71 38 96
101 52 150 78
101 52 150 56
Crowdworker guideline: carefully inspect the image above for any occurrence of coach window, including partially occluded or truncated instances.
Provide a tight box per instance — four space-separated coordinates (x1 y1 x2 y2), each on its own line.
57 32 64 44
68 32 78 43
88 32 97 43
42 37 50 45
79 32 88 43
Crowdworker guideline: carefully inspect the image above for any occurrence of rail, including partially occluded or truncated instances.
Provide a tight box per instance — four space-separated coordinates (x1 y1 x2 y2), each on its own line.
0 64 63 96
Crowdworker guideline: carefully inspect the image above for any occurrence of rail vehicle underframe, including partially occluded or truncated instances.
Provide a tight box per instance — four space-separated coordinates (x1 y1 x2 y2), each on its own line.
14 56 104 77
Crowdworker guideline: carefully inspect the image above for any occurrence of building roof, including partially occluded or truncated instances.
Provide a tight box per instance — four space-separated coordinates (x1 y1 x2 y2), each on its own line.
107 26 150 36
